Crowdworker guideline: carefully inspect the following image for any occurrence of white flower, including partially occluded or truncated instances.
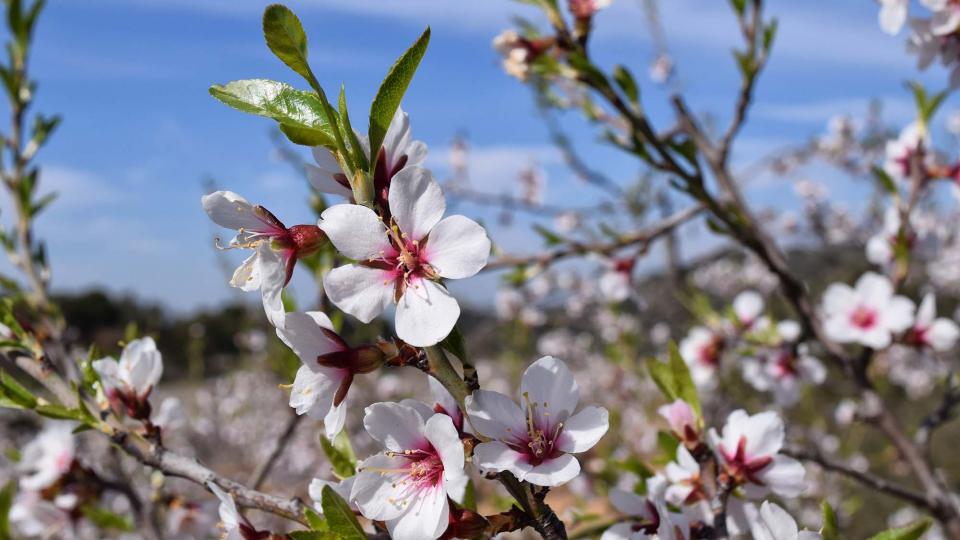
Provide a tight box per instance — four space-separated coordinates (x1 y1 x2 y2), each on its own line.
17 423 75 491
866 206 905 265
494 30 541 82
92 337 163 419
202 190 325 327
878 0 908 34
309 476 356 514
750 501 822 540
733 290 765 328
320 167 491 346
154 397 185 432
679 326 723 387
307 107 427 206
351 403 467 540
821 272 915 349
598 257 634 302
466 356 609 487
883 122 932 182
649 54 674 84
208 483 245 540
741 344 826 407
602 486 690 540
657 399 700 446
921 0 960 34
664 446 704 506
905 292 960 350
710 410 806 498
9 491 71 539
276 311 383 439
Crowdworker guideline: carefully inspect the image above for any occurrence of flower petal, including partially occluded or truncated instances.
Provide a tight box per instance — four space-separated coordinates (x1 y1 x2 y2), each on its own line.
363 402 428 452
523 453 581 487
423 215 490 279
395 279 460 347
388 167 445 242
557 405 608 453
472 440 532 480
425 414 467 503
386 484 448 540
741 411 784 458
520 356 579 428
120 337 163 393
928 318 960 351
275 311 343 370
257 243 287 327
352 453 411 521
202 191 279 233
755 455 806 497
229 251 262 292
324 264 395 324
289 365 339 418
464 389 526 443
319 204 392 261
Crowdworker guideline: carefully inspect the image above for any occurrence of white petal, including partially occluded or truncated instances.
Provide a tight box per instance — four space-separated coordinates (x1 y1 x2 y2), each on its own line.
289 365 339 417
756 501 800 540
856 272 893 305
363 402 428 452
275 311 342 370
733 290 764 324
229 251 262 292
777 320 801 342
120 337 163 393
608 488 649 515
557 406 608 453
319 204 392 261
520 356 579 428
821 283 855 316
917 292 937 327
884 295 916 333
324 264 395 324
601 522 642 540
424 414 466 502
741 411 784 458
307 147 353 198
866 234 892 265
202 190 277 233
859 325 892 349
257 244 287 327
523 453 581 487
386 485 448 540
92 358 120 391
929 318 960 351
395 279 460 347
464 390 526 442
879 0 907 35
352 454 411 521
472 440 532 479
388 167 445 242
324 401 348 439
424 215 490 279
755 455 806 497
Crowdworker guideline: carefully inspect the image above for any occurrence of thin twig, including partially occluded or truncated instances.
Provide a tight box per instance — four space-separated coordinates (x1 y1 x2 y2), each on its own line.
247 410 303 490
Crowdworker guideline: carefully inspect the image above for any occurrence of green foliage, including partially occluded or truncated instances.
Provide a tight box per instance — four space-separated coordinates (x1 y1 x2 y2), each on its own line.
262 4 312 81
440 325 467 361
304 508 329 531
80 504 134 532
645 342 702 421
871 166 898 196
532 224 563 246
868 518 932 540
0 481 13 540
337 85 368 171
821 501 840 540
907 81 947 126
320 430 357 479
0 371 37 409
368 27 431 174
762 18 778 52
321 485 366 540
209 79 336 148
612 65 639 106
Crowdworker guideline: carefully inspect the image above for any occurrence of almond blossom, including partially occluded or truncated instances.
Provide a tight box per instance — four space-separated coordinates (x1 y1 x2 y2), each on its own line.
307 107 427 211
741 321 826 407
275 311 384 438
878 0 908 34
657 399 701 448
208 482 257 540
92 336 163 420
17 422 75 492
664 447 706 507
309 476 356 514
903 292 960 350
679 326 724 387
733 290 765 328
922 0 960 35
320 167 491 346
202 190 326 327
883 122 932 182
465 356 609 487
350 403 467 540
602 481 691 540
709 410 806 498
866 206 915 266
821 272 915 349
749 501 822 540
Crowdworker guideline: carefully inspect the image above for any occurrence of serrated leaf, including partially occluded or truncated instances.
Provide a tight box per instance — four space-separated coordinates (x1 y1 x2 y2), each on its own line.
821 501 840 540
80 505 133 532
320 432 357 480
368 27 430 174
0 372 36 409
321 485 365 540
262 4 312 81
210 79 335 148
869 518 932 540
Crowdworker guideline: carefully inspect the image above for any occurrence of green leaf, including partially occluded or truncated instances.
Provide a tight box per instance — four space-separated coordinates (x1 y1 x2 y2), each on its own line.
209 79 336 148
533 224 563 246
646 342 702 420
612 65 639 106
871 166 898 195
304 508 328 531
440 325 467 361
821 501 840 540
289 531 336 540
337 85 368 171
762 18 778 51
0 371 37 409
869 518 932 540
0 481 13 540
80 505 134 532
262 4 312 81
320 485 365 540
368 27 430 173
730 0 746 15
35 404 84 421
320 431 356 479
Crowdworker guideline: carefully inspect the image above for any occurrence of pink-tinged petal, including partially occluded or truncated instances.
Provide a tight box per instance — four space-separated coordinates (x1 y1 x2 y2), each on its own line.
324 401 348 439
928 318 960 351
386 484 448 540
319 204 392 261
740 411 784 458
202 191 278 233
275 311 343 370
658 399 697 434
733 290 764 324
754 501 800 540
608 488 650 516
520 356 579 427
884 295 916 333
383 107 412 160
821 283 855 316
465 390 526 442
324 264 395 324
399 398 435 422
472 440 532 480
425 414 467 503
601 522 644 540
524 453 581 487
306 147 353 198
363 402 428 452
229 251 262 292
289 365 339 418
257 244 287 328
395 279 460 347
352 453 411 521
755 455 806 497
424 215 490 279
428 376 459 419
557 405 608 453
388 167 445 242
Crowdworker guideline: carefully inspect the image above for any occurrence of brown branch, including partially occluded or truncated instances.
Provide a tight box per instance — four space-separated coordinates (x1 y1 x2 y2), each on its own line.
482 204 703 271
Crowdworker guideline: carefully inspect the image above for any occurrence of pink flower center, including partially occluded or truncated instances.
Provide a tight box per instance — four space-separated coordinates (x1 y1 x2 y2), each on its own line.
385 448 445 494
771 350 798 379
697 336 723 366
849 306 878 330
504 393 565 466
720 436 773 486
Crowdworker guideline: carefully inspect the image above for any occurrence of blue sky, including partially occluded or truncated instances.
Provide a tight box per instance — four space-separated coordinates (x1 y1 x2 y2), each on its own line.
0 0 951 313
